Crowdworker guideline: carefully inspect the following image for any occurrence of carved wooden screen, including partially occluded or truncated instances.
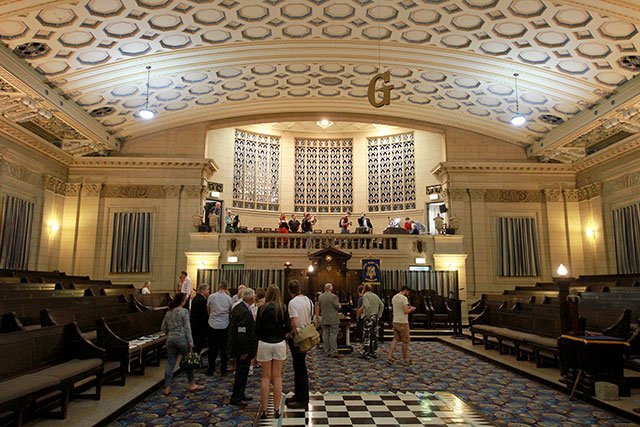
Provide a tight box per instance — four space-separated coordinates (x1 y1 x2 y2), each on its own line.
233 130 280 211
367 132 416 211
294 138 353 213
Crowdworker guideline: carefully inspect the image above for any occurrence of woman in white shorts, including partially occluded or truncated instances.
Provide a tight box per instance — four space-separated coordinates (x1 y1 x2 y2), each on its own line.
255 284 291 420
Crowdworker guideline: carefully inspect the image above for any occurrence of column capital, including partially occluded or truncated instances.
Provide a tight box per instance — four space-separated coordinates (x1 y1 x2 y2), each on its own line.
81 183 102 197
468 188 486 202
563 189 580 202
44 175 66 195
544 189 563 202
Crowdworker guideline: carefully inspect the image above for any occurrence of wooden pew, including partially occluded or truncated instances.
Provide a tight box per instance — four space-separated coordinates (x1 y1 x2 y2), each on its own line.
0 323 103 426
41 299 139 341
0 289 94 300
97 310 167 386
577 274 640 288
100 287 137 297
0 277 26 284
0 283 62 291
578 292 640 336
471 302 563 367
131 292 173 310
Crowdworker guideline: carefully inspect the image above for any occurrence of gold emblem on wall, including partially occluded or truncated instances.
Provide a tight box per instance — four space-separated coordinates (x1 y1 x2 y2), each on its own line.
367 71 395 108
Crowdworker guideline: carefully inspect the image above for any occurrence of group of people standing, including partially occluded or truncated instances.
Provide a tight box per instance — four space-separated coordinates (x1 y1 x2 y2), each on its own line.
161 278 417 418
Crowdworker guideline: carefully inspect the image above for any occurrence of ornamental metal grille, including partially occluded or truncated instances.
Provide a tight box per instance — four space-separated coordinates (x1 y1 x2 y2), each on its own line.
233 130 280 211
367 132 416 211
294 138 353 213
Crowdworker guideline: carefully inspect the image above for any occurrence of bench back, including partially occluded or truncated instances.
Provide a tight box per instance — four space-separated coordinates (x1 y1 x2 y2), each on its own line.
0 289 93 300
481 303 562 338
133 292 172 308
0 324 91 381
577 274 640 288
43 300 137 331
100 288 137 297
98 309 166 344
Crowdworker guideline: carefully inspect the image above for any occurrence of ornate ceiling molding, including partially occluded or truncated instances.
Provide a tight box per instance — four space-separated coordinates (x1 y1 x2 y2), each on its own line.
431 161 574 179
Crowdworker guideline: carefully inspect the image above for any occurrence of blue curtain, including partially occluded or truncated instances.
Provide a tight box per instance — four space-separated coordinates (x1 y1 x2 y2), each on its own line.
497 217 541 277
110 212 151 273
380 270 458 297
612 203 640 274
0 195 34 270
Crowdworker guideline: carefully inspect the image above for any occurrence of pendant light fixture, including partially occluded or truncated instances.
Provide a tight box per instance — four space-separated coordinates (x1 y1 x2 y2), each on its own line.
139 65 154 120
510 73 526 126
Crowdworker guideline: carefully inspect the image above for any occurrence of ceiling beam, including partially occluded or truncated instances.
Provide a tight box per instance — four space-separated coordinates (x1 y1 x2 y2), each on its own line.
0 43 119 152
528 75 640 158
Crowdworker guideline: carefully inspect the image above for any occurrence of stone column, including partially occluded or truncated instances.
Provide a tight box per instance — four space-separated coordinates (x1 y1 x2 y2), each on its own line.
58 183 81 274
563 189 585 276
543 189 570 277
73 183 102 276
467 188 486 298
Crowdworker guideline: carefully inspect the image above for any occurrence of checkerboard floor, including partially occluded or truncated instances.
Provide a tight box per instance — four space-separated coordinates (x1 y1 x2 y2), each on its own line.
256 391 494 426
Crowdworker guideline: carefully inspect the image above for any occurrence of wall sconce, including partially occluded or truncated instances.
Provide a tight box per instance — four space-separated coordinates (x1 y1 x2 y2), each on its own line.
197 261 206 269
415 257 426 264
48 221 59 233
557 264 568 276
585 228 595 238
448 264 456 271
307 264 314 273
227 256 238 263
284 261 291 271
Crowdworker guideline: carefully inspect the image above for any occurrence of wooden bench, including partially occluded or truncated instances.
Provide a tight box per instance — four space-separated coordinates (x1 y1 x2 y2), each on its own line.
100 287 138 297
41 299 139 342
0 295 126 333
0 289 94 300
577 274 640 288
97 310 167 386
0 283 62 291
471 302 563 367
0 323 103 426
132 292 173 310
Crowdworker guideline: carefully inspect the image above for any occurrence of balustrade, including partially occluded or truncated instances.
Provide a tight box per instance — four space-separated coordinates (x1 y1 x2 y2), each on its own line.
254 232 398 251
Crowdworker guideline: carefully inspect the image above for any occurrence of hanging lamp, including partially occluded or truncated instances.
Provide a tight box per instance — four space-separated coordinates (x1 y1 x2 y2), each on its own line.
510 73 525 126
139 65 154 120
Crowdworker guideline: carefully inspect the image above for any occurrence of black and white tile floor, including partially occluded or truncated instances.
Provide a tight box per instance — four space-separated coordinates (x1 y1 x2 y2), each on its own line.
256 391 493 426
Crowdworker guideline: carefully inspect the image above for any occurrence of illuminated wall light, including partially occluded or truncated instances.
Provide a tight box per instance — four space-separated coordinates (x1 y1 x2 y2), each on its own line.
415 257 426 264
307 264 314 273
448 264 456 271
197 261 206 269
557 264 568 276
585 228 595 238
227 256 238 263
48 221 59 233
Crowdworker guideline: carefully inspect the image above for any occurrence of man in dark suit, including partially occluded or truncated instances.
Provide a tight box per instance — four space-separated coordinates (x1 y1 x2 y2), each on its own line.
227 288 257 406
190 284 210 354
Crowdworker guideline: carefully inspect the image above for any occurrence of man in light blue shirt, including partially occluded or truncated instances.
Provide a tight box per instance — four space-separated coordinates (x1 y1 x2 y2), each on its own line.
206 281 233 376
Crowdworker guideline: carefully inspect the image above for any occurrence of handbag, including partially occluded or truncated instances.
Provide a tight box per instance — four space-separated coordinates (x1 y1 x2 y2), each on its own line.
293 298 320 353
180 349 202 369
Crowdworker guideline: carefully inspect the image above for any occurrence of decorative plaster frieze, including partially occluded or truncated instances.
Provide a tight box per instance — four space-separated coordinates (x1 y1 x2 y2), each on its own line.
44 175 66 195
449 188 467 202
65 183 81 197
485 190 543 203
102 185 166 199
0 157 41 187
563 189 580 202
467 189 486 202
544 189 563 202
432 161 574 179
577 182 602 201
164 185 182 198
603 171 640 194
183 185 203 198
81 183 102 197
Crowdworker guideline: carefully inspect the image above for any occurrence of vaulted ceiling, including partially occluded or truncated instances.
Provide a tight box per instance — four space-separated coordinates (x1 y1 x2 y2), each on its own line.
0 0 639 164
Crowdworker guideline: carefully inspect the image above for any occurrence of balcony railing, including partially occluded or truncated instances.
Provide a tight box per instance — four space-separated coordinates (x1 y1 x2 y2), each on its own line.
254 232 398 251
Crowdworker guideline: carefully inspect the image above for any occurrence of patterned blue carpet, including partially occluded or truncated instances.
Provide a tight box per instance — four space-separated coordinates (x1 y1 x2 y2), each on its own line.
111 340 635 426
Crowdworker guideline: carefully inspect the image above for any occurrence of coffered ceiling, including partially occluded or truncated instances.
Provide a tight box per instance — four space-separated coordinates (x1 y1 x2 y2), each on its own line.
0 0 639 163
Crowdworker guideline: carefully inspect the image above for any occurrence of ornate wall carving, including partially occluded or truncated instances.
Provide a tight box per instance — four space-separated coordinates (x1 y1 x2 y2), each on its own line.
164 185 182 198
578 182 602 201
484 190 544 203
102 185 166 199
563 189 580 202
233 130 279 211
603 171 640 195
294 138 353 213
467 189 485 202
0 158 41 187
65 183 81 197
44 175 66 195
81 183 102 197
544 189 563 202
183 185 203 198
367 132 415 212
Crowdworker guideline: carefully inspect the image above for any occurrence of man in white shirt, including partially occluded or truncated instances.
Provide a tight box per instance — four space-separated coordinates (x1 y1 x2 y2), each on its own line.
179 271 193 307
286 280 312 410
387 286 415 365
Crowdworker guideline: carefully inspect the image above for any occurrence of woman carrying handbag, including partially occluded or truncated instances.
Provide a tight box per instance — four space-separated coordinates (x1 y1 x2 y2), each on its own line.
162 293 204 395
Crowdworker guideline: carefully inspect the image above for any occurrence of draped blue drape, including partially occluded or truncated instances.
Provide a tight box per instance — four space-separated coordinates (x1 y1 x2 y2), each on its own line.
497 217 541 277
381 270 459 297
0 195 34 270
612 203 640 274
110 212 151 273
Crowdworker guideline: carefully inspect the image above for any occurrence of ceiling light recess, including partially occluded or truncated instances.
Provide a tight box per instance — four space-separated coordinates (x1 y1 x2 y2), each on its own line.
139 65 154 120
510 73 525 127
